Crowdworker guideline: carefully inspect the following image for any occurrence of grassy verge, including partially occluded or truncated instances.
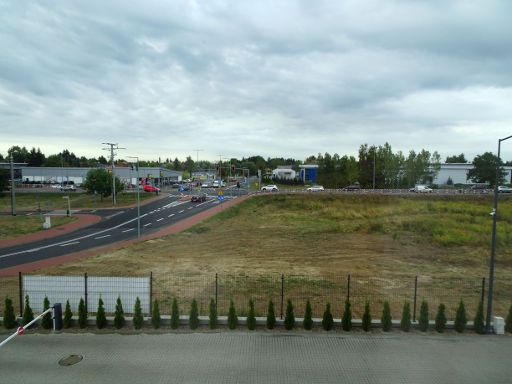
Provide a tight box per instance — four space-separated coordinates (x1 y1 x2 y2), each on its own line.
0 215 77 240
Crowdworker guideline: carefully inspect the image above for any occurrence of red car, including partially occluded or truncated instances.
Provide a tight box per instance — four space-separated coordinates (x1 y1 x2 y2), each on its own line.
143 184 160 193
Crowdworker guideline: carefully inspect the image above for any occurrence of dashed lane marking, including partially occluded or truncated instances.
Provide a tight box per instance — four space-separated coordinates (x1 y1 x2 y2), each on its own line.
156 218 164 222
60 242 79 247
178 210 184 213
94 235 111 240
168 214 175 218
122 228 135 233
144 223 152 227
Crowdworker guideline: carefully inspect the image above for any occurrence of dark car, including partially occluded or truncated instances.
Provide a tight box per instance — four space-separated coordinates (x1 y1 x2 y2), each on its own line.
191 193 207 202
342 183 361 191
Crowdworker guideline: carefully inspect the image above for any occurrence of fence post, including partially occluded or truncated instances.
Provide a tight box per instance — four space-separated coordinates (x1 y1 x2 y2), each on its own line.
481 277 486 304
84 272 88 314
413 276 418 322
347 274 351 301
149 272 153 315
18 272 23 317
280 274 284 320
215 273 218 308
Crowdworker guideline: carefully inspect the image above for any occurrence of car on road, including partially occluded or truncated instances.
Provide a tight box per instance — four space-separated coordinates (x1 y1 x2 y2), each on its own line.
261 185 279 192
342 184 360 191
201 182 212 188
498 185 512 193
411 185 433 193
143 184 160 192
60 185 76 192
307 185 325 192
191 193 207 202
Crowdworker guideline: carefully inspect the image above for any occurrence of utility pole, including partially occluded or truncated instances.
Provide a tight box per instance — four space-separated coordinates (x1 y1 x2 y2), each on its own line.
102 143 125 206
193 149 203 164
373 146 376 190
128 156 141 239
10 155 16 216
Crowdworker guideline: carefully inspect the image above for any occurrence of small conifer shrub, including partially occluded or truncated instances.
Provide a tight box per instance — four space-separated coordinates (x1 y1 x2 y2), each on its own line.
189 299 199 329
209 298 218 329
171 297 179 330
400 301 411 332
303 299 313 330
284 300 295 330
41 296 53 329
266 299 276 330
3 297 16 329
435 303 447 333
228 300 238 330
23 295 34 327
418 300 429 332
96 297 107 329
247 299 256 330
505 304 512 333
381 301 392 332
152 299 161 329
454 300 467 333
133 297 143 329
114 296 125 329
78 297 87 329
342 300 352 331
473 300 485 334
362 301 372 332
322 303 334 331
63 300 73 329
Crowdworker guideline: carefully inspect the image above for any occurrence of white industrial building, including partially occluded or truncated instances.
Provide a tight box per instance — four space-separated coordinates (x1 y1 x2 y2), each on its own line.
272 166 296 180
434 163 512 185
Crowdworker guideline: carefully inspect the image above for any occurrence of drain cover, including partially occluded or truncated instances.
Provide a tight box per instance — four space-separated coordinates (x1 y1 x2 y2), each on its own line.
58 355 83 366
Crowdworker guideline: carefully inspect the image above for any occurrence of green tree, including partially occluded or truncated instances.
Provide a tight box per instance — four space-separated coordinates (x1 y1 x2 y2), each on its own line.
171 298 179 329
401 301 411 332
96 298 107 329
445 153 467 163
151 299 161 329
3 297 16 329
506 304 512 333
284 300 295 330
41 296 52 329
342 300 352 331
7 145 29 163
78 297 87 328
209 299 217 329
27 147 45 166
467 152 506 186
266 299 276 330
228 300 238 330
454 300 467 333
0 169 9 192
381 301 392 332
362 301 372 332
247 299 256 330
22 295 34 327
435 303 447 333
82 168 124 198
133 297 143 330
114 296 125 329
322 303 334 331
189 299 199 330
63 300 73 329
474 300 485 334
303 300 313 330
419 300 429 332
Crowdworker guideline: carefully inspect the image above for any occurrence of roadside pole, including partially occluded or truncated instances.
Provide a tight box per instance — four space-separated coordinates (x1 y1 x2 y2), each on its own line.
10 155 16 216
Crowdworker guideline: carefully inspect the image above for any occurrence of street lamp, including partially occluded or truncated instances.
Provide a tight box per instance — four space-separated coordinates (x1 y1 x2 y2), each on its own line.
128 156 141 239
486 134 512 333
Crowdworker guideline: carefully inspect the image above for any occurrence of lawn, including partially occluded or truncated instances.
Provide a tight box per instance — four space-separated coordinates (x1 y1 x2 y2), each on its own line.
0 215 77 240
23 193 512 319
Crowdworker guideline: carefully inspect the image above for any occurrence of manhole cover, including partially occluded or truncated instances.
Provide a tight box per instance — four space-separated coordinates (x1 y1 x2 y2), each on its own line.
58 355 83 366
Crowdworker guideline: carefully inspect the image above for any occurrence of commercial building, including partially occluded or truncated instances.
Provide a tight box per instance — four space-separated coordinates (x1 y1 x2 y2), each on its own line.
272 166 296 180
434 163 512 185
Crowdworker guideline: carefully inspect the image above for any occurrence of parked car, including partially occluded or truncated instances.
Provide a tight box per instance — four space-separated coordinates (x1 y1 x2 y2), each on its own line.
191 193 207 202
413 185 433 193
307 185 324 192
342 184 360 191
201 182 211 188
60 185 76 192
261 185 279 192
498 186 512 193
143 184 160 193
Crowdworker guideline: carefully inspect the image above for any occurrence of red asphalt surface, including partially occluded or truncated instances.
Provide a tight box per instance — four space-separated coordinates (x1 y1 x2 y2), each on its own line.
0 195 250 277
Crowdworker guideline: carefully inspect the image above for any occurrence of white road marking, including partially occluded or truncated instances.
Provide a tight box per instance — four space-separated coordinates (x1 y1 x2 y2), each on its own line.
188 207 193 210
94 235 111 240
60 242 79 247
178 210 184 213
105 211 124 219
122 228 135 233
157 218 164 222
144 223 152 227
196 199 214 207
168 214 175 218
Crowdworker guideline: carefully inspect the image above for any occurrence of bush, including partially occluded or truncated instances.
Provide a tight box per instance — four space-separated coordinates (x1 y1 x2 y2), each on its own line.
342 300 352 331
506 304 512 333
401 301 411 332
22 295 34 327
209 298 217 329
63 300 73 329
96 298 107 329
171 297 179 330
41 296 53 329
435 303 447 333
114 296 125 329
133 297 143 330
322 303 334 331
78 297 87 329
189 299 199 330
454 300 467 333
284 300 295 330
474 300 485 334
228 300 238 330
3 297 16 329
381 301 392 332
418 300 429 332
152 299 161 329
247 299 256 330
362 301 372 332
266 299 276 330
303 300 313 330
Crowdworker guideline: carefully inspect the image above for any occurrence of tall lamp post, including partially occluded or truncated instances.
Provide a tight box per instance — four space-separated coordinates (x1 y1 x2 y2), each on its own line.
128 156 141 239
486 134 512 333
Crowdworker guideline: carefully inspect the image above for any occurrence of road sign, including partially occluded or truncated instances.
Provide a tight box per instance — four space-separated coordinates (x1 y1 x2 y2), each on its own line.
218 195 224 201
218 189 224 196
17 326 24 335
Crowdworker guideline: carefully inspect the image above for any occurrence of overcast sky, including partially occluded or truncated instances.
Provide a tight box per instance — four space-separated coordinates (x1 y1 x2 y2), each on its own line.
1 0 512 162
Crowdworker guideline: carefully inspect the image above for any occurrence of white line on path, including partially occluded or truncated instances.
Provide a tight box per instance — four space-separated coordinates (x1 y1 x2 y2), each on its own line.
94 235 111 240
122 228 135 233
60 242 79 247
156 218 163 222
144 223 152 227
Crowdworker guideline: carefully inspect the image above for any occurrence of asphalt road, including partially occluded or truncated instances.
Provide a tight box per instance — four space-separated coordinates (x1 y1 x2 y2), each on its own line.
0 191 239 269
1 332 511 384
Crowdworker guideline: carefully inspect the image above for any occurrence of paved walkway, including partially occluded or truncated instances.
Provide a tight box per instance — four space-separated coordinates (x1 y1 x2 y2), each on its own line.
0 332 510 383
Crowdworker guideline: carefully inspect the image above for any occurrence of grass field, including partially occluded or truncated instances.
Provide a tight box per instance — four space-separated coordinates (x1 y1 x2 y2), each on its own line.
0 215 77 240
16 193 510 319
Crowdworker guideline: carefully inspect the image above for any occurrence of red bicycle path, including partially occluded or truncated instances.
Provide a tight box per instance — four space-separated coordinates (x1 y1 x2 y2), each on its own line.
0 195 250 277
